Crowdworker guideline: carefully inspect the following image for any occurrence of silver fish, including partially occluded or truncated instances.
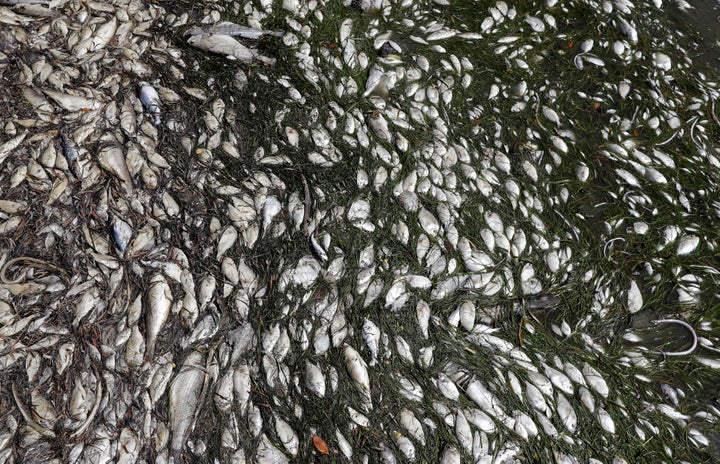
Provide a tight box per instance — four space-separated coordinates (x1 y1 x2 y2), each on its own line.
362 318 381 366
138 82 161 126
188 33 276 65
111 217 133 255
169 349 209 457
186 21 284 39
59 132 82 178
146 274 172 359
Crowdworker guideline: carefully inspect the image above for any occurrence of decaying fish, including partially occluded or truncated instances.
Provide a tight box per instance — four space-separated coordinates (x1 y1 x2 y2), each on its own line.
98 144 133 192
169 349 209 457
344 345 370 392
112 216 133 255
188 33 276 65
138 82 162 126
351 0 383 12
146 274 172 359
362 318 381 366
186 21 284 39
59 132 83 178
42 88 101 112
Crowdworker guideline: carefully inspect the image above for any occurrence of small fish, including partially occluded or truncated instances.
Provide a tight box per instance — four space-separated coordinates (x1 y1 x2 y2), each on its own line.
112 217 133 255
582 363 609 398
169 350 208 457
376 442 397 464
257 434 289 463
343 345 370 391
351 0 382 12
261 196 282 236
146 274 172 359
556 393 577 432
186 21 284 39
188 33 276 65
0 131 27 165
274 416 299 456
363 64 387 97
441 446 461 464
596 408 615 434
138 82 161 126
362 318 381 365
336 429 353 459
233 364 251 415
59 132 82 178
42 88 101 112
305 362 326 398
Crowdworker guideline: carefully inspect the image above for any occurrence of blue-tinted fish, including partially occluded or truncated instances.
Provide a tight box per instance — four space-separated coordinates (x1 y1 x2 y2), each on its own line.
138 82 161 126
59 132 82 178
112 217 133 255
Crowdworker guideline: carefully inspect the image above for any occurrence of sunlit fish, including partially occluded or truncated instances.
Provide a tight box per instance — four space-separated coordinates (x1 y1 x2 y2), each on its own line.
185 21 284 39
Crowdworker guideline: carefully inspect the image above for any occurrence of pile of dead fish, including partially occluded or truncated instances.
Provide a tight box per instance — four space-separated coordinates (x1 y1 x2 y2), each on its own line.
1 0 720 463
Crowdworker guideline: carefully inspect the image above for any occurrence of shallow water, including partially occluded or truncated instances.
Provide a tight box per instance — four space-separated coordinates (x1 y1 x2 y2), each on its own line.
671 0 720 69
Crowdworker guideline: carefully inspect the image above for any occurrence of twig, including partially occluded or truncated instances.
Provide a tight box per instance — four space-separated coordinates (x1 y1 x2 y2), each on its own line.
711 99 720 129
12 383 56 438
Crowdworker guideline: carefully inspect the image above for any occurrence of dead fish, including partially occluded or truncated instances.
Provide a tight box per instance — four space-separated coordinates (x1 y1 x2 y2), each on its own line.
42 88 101 112
351 0 383 12
138 82 161 126
97 144 133 192
185 21 284 39
0 131 27 165
146 274 172 359
305 362 326 398
362 318 381 366
367 111 393 142
343 345 370 391
74 16 117 57
188 33 276 65
59 132 82 178
169 349 209 457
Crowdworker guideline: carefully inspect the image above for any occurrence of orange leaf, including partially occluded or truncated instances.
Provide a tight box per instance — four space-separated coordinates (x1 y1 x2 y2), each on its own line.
313 435 329 455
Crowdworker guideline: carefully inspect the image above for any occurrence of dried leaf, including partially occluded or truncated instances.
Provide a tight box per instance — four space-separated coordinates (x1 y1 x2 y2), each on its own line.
312 435 329 455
